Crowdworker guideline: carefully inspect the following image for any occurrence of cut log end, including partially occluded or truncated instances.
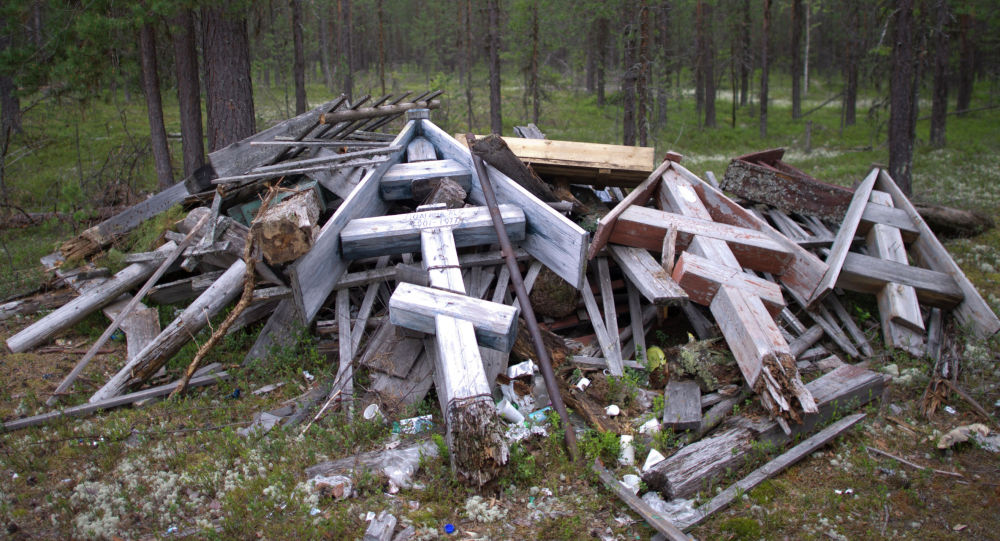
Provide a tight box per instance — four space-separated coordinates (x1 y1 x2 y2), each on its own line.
753 351 817 425
447 397 509 486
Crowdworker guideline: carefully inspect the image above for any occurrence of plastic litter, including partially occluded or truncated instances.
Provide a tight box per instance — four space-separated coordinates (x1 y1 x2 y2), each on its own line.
363 403 383 421
392 414 434 435
575 376 591 391
444 523 455 534
642 448 666 472
605 404 620 417
619 435 635 466
507 359 536 379
526 406 552 424
621 474 641 495
639 418 661 435
641 492 698 525
496 399 525 424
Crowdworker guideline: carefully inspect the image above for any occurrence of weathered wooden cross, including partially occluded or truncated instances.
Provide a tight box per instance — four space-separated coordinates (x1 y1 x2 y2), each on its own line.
340 204 524 485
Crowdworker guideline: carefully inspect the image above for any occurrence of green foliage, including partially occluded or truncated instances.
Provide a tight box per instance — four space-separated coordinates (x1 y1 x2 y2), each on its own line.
500 442 537 488
536 514 586 540
719 517 762 540
579 429 620 464
431 433 450 463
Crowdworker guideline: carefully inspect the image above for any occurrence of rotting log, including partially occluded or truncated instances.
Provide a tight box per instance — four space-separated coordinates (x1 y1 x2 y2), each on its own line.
90 259 246 403
255 189 321 265
721 157 854 223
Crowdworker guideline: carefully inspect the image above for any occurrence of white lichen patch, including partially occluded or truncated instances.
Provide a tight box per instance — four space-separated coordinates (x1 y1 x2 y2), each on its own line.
464 495 508 523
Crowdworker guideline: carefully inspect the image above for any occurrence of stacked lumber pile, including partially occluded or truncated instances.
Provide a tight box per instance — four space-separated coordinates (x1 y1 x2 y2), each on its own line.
3 110 997 535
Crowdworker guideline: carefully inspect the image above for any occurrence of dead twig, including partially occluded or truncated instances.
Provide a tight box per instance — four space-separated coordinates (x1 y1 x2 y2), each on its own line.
865 446 964 478
940 379 1000 430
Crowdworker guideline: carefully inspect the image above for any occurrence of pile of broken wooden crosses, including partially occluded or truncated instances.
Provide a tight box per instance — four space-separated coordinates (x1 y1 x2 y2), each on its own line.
4 95 998 538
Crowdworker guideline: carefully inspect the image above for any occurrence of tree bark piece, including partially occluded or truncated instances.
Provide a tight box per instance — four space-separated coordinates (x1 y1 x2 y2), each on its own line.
255 189 321 265
721 156 854 223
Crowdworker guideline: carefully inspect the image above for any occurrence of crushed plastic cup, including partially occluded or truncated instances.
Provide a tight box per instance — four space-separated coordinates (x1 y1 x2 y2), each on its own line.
605 404 621 417
496 399 525 424
575 376 591 391
363 403 382 421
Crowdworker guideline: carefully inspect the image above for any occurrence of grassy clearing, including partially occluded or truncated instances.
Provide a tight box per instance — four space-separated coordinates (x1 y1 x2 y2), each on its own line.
1 69 999 539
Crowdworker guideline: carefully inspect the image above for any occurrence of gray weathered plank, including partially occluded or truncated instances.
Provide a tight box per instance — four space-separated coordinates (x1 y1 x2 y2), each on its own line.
608 244 688 305
662 380 702 431
388 282 519 352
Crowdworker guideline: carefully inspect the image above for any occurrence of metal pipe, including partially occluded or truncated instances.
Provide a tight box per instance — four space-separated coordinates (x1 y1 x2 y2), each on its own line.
465 133 579 460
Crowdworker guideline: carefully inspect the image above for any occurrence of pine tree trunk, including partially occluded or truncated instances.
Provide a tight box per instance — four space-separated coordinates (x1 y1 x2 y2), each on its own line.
340 0 354 102
585 19 596 93
171 9 204 177
487 0 502 134
0 12 22 136
317 5 334 91
740 0 750 107
596 17 609 106
694 1 705 122
843 0 859 127
139 22 174 190
530 0 540 124
292 0 307 114
622 1 637 146
889 0 916 195
637 1 650 144
464 0 474 131
703 0 715 128
791 0 802 119
377 0 386 96
656 1 671 127
929 0 949 147
760 0 771 138
202 3 256 152
956 13 974 115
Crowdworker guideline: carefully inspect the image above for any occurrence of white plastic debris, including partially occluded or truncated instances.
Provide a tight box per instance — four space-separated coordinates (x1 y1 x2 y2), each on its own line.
642 448 666 472
575 377 591 391
507 360 537 379
834 488 854 495
641 492 698 525
605 404 621 417
639 418 661 435
496 399 525 425
619 435 635 467
363 403 383 421
621 474 641 495
943 405 957 415
303 370 315 381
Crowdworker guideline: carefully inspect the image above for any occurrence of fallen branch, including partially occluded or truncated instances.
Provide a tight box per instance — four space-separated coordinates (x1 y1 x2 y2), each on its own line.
865 446 964 478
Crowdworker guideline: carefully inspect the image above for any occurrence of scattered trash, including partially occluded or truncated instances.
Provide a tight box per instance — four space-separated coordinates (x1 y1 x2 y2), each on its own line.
834 488 854 495
642 448 665 472
575 377 591 391
605 404 620 417
166 525 178 534
507 360 536 379
496 399 525 425
303 370 315 381
363 403 383 422
309 508 321 516
526 407 552 424
619 435 635 467
309 475 353 500
641 492 699 525
444 523 455 534
252 383 285 395
943 405 957 415
393 415 434 435
638 418 661 435
621 474 641 495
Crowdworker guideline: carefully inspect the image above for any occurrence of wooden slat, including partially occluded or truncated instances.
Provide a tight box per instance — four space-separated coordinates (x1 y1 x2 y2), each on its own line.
596 258 623 367
626 282 647 362
290 120 417 323
808 168 879 307
389 282 519 352
658 171 741 269
340 205 525 260
579 276 625 376
607 244 688 305
592 461 690 541
837 252 963 308
662 380 702 431
612 205 794 275
671 251 784 316
405 136 438 162
380 159 472 200
423 120 590 290
874 169 1000 338
859 202 920 239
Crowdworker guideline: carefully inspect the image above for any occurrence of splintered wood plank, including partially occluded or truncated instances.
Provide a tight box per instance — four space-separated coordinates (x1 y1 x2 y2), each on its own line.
290 119 416 324
389 282 519 352
874 169 1000 339
612 205 793 274
423 120 589 290
809 168 879 307
824 295 875 358
663 380 702 431
340 205 525 260
336 289 354 408
867 190 924 332
607 244 688 305
406 136 438 162
658 170 741 269
592 461 690 541
596 258 622 366
677 162 829 305
626 282 647 362
587 161 670 259
580 276 625 376
380 159 472 200
837 252 963 308
677 412 866 531
643 364 884 500
709 285 786 388
671 252 784 316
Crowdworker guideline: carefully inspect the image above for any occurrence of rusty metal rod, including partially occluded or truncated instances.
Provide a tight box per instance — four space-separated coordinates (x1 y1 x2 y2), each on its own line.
465 133 579 460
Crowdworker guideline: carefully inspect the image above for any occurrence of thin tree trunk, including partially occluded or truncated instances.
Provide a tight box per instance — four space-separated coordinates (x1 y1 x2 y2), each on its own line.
889 0 916 195
139 23 174 190
703 0 715 128
929 0 949 147
791 0 802 119
340 0 353 102
171 9 204 177
694 1 705 122
804 0 811 95
760 0 771 138
586 19 597 93
622 1 637 145
740 0 750 107
843 0 859 126
956 12 974 115
656 1 671 128
637 1 650 144
465 0 474 131
0 13 22 136
377 0 386 96
317 3 334 91
292 0 307 114
487 0 502 134
596 17 609 106
202 2 256 151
